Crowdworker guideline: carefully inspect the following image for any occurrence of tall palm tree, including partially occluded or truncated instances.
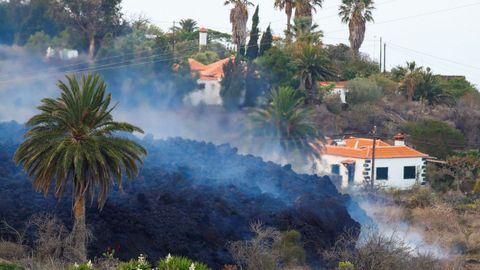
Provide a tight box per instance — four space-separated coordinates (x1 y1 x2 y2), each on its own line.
224 0 253 56
295 0 323 20
179 19 198 33
274 0 295 39
14 73 147 260
249 86 320 156
339 0 375 57
294 45 335 104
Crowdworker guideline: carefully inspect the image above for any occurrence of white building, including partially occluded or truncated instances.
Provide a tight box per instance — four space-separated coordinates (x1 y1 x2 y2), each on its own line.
312 135 429 189
184 57 234 106
319 81 348 104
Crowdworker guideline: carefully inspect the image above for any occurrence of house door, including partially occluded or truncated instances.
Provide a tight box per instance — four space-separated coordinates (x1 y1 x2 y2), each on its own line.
347 164 355 184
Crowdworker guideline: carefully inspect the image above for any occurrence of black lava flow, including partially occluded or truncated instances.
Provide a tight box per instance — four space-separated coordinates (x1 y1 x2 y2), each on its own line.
0 122 366 268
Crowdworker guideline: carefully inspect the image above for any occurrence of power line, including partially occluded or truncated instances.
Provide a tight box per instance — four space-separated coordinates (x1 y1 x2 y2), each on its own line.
387 42 480 71
324 1 480 35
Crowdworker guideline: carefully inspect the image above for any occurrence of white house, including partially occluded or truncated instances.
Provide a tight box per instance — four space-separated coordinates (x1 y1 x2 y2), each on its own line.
319 81 348 104
184 57 233 106
312 134 429 189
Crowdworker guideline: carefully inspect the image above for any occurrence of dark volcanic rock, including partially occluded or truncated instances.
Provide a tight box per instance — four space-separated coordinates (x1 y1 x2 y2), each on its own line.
0 127 362 268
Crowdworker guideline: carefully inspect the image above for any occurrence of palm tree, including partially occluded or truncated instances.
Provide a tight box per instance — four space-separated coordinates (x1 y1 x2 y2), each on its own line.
179 19 198 33
249 86 320 156
294 45 335 104
339 0 375 57
295 0 323 21
396 61 423 101
14 73 147 260
290 17 323 47
224 0 253 56
274 0 295 39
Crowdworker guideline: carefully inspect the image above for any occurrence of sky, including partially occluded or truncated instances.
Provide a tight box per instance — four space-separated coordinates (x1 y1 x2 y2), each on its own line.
122 0 480 86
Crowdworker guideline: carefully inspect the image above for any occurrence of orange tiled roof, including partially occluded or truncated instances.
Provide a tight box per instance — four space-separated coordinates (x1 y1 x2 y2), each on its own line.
319 81 348 89
189 57 234 81
313 137 429 159
188 58 207 71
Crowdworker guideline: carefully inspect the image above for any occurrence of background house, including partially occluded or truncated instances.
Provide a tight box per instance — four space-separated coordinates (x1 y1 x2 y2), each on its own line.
313 135 429 189
184 57 233 106
319 81 348 104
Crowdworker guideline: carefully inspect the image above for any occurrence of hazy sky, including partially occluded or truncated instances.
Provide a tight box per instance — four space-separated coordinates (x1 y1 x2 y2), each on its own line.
122 0 479 86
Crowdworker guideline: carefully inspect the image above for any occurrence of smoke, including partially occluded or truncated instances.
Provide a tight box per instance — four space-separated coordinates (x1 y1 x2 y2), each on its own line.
352 195 450 259
0 45 302 170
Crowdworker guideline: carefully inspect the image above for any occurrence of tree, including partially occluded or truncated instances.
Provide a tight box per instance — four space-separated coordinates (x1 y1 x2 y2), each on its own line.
392 62 424 102
259 25 273 56
224 0 253 56
274 0 295 39
179 19 198 33
257 46 298 88
339 0 375 57
405 119 465 159
290 17 323 48
14 73 147 260
249 86 320 156
220 59 245 111
293 45 335 104
295 0 323 26
246 5 260 60
52 0 123 60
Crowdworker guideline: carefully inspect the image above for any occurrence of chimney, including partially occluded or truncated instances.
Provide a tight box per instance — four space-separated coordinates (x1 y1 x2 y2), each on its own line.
199 27 208 51
393 133 405 146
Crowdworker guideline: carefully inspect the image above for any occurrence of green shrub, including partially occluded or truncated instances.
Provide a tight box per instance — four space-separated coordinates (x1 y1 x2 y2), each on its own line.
345 78 382 105
407 187 434 208
473 178 480 194
116 255 151 270
337 261 355 270
0 262 24 270
272 230 306 266
157 255 211 270
68 261 96 270
426 163 455 192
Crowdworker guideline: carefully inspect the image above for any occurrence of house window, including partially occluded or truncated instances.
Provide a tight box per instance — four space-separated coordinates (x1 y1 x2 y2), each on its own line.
376 167 388 180
198 83 206 90
404 166 416 179
331 164 340 175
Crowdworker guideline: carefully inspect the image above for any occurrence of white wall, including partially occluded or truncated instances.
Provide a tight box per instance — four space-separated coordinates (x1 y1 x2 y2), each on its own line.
317 155 426 190
316 155 366 189
332 88 347 104
373 157 426 189
184 80 222 106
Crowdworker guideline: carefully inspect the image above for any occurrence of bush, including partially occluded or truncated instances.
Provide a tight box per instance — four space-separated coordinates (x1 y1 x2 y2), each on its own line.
0 242 25 260
116 255 151 270
406 187 434 208
426 163 455 192
336 261 354 270
272 230 306 267
323 94 343 115
0 263 24 270
157 255 211 270
345 78 382 105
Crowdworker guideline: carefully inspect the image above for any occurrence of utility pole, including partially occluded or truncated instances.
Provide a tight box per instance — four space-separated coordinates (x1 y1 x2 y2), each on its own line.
379 37 382 71
383 43 387 73
371 126 377 189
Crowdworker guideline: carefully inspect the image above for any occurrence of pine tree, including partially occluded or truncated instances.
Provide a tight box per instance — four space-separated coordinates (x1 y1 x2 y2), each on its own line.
244 63 262 107
246 5 260 60
220 59 245 111
259 25 273 56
